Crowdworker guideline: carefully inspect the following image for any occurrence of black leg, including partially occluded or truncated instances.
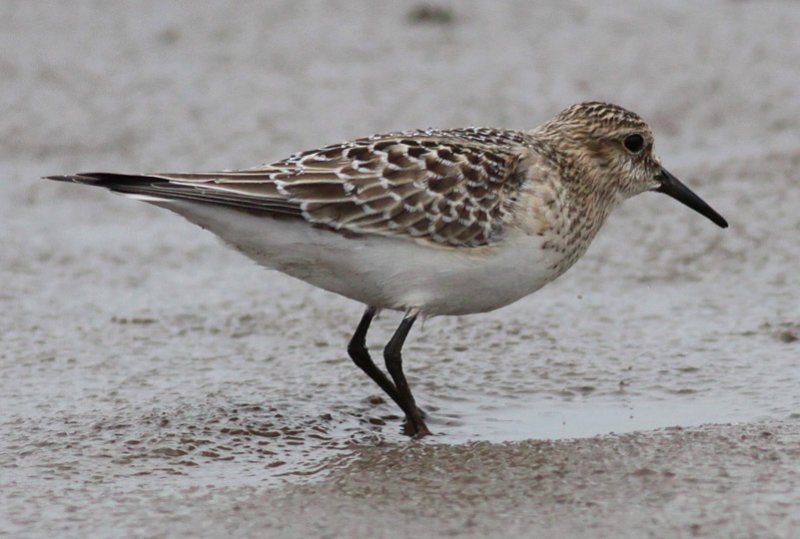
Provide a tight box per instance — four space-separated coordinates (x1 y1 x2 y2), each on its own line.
384 311 431 437
348 307 407 414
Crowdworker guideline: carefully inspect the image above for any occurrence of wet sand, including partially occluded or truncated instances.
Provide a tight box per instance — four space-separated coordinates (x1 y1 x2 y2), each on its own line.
3 1 800 537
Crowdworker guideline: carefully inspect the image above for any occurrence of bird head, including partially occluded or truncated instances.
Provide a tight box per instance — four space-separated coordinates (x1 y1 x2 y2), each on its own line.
537 101 728 228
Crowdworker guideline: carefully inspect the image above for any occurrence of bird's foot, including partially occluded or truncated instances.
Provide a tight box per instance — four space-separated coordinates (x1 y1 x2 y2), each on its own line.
402 414 432 438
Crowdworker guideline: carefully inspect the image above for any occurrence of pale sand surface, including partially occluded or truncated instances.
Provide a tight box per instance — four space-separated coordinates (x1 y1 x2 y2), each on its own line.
2 2 800 537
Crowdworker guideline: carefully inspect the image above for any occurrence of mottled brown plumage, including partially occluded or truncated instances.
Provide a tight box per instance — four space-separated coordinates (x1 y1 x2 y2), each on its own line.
59 127 542 248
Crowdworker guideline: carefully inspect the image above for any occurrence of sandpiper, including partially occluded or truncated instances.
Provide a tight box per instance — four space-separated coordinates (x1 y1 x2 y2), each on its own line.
46 102 728 437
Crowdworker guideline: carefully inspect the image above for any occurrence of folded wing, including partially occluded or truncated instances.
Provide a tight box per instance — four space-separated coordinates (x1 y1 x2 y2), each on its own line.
47 129 534 247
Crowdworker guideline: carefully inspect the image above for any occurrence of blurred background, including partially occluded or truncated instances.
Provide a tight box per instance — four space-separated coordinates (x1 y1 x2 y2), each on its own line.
2 1 799 537
5 1 800 172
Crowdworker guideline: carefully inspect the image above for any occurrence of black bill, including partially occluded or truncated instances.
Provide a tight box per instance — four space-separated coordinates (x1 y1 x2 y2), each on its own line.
656 169 728 228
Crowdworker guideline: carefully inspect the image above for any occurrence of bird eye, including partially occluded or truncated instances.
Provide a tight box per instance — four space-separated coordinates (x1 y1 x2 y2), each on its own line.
623 133 645 154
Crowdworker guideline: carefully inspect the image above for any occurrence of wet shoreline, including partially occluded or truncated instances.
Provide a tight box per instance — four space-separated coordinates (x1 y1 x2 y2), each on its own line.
3 1 800 537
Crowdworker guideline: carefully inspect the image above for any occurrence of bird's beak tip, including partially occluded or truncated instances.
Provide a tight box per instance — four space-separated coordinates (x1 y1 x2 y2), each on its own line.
657 169 728 229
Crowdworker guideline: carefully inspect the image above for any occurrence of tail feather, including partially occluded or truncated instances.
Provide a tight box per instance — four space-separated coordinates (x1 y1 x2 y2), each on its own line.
43 172 303 218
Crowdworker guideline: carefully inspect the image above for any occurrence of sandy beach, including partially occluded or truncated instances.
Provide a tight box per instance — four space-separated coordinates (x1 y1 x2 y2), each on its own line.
2 1 800 537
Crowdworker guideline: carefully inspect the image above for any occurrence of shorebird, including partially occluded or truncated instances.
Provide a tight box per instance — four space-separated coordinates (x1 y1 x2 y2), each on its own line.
46 102 728 437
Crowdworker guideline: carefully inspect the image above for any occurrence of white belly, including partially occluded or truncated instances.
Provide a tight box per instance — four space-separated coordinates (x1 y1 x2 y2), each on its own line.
159 201 570 316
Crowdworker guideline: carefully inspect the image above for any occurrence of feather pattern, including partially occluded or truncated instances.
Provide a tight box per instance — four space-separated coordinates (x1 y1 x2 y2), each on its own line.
49 128 545 248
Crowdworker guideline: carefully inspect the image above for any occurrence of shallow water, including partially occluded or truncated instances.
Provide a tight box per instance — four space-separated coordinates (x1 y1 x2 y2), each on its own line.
4 150 799 493
3 1 800 537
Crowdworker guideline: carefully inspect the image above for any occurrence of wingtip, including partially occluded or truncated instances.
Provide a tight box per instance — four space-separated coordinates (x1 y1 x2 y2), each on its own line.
43 174 72 182
42 173 109 184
